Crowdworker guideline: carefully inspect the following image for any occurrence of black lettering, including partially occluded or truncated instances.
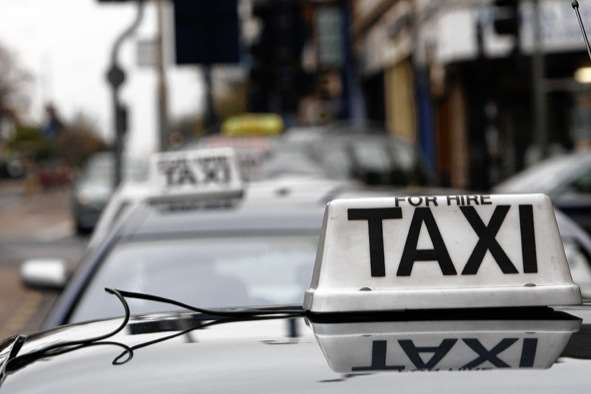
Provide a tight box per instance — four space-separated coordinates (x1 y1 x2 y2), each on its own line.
519 205 538 273
460 205 519 275
466 195 479 205
462 338 517 369
198 157 230 184
447 195 460 206
348 208 402 277
519 338 537 367
408 196 423 207
425 196 438 207
397 208 457 276
351 340 405 372
176 162 197 185
481 195 492 205
399 339 457 370
394 196 406 207
158 161 177 186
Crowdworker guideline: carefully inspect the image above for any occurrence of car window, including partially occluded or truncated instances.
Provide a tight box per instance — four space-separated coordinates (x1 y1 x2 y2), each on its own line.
570 171 591 194
495 155 591 193
69 234 318 323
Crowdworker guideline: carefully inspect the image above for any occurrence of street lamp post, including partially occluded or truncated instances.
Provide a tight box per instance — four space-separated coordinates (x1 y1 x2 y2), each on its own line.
532 0 547 159
106 0 145 188
156 0 169 151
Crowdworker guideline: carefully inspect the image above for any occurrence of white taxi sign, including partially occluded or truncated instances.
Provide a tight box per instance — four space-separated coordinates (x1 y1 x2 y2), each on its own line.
304 194 581 312
149 148 243 202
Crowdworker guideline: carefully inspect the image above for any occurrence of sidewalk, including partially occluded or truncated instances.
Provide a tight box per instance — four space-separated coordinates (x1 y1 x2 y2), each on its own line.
0 182 84 336
0 183 73 241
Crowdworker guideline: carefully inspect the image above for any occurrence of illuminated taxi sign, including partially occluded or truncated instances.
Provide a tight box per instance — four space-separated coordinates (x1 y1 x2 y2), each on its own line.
222 113 283 137
311 319 580 372
149 148 243 202
304 194 581 313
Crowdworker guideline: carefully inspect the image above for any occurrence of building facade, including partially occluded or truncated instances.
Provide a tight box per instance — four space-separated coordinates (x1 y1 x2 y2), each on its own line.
353 0 591 189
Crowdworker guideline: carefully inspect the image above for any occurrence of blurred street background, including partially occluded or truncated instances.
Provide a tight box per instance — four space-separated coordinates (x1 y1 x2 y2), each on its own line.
1 0 591 334
0 181 85 337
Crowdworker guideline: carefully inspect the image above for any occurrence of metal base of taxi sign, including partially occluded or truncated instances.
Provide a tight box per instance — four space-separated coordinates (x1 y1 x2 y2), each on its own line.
304 194 582 313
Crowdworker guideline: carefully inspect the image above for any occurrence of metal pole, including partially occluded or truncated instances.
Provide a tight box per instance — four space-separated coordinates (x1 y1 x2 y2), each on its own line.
532 0 547 158
107 0 145 189
156 0 169 151
203 65 218 133
572 1 591 63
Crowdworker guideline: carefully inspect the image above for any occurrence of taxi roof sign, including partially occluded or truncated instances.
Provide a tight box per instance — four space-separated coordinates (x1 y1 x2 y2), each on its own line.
222 113 283 137
304 194 581 313
148 148 244 203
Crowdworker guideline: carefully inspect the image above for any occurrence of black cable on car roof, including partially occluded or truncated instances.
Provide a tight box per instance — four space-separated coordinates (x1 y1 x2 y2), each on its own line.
113 288 305 318
2 288 304 379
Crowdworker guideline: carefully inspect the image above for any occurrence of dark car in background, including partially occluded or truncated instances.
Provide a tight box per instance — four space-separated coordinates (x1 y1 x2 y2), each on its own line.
0 154 25 179
71 153 114 234
196 125 434 186
494 153 591 232
279 125 434 186
71 153 147 235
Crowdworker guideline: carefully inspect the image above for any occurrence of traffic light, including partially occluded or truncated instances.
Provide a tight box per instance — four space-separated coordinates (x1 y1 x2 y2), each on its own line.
173 0 240 65
493 0 520 36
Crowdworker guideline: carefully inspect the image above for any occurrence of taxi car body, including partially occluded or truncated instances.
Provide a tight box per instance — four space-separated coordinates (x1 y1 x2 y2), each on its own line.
2 307 591 393
4 192 591 393
35 190 591 327
44 200 323 328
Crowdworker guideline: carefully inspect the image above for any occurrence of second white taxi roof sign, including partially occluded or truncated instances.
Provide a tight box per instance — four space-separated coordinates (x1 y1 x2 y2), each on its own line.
149 147 243 202
304 194 581 313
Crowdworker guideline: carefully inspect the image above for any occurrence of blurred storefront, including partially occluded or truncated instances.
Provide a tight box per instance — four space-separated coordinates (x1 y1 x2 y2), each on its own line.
248 0 357 126
432 0 591 189
354 0 591 190
352 0 437 177
353 0 416 141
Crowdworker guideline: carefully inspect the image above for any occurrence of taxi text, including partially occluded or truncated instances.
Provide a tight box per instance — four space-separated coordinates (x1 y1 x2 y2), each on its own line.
348 195 537 277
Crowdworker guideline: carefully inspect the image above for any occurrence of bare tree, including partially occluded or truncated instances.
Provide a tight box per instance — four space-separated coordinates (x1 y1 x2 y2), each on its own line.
56 113 108 167
0 42 31 124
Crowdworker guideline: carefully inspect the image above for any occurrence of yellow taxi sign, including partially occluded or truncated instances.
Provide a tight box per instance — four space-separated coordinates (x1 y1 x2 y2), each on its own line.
148 147 243 203
304 194 581 313
222 113 283 137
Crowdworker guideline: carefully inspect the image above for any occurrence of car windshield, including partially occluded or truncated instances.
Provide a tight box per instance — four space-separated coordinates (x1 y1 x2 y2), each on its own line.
83 156 113 181
70 234 317 323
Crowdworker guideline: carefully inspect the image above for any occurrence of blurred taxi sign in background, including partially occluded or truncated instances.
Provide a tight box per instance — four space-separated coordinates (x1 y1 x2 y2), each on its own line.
222 113 284 137
305 194 581 313
149 147 243 203
311 318 581 372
